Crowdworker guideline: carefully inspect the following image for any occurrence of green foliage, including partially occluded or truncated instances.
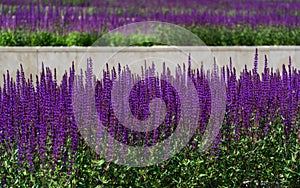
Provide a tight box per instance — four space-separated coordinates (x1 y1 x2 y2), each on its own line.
189 25 300 46
65 32 97 46
1 120 299 187
1 26 300 46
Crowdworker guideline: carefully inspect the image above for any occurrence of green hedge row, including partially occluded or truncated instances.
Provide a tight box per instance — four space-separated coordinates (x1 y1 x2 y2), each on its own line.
189 25 300 46
1 26 300 46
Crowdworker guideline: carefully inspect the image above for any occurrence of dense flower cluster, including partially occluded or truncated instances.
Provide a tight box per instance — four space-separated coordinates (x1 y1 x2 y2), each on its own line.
0 63 78 172
0 50 299 172
1 0 300 34
223 49 300 153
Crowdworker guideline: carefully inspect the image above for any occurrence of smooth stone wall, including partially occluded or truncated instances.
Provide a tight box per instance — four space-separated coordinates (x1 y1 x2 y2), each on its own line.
0 46 299 84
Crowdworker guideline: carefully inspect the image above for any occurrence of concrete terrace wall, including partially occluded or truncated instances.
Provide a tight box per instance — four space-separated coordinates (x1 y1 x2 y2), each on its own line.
0 46 299 83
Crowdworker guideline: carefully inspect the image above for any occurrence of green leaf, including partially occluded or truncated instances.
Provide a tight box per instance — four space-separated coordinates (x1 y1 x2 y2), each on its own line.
199 174 207 178
94 159 106 166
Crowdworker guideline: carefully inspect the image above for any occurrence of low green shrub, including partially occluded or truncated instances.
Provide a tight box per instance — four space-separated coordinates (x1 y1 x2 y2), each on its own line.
0 26 300 46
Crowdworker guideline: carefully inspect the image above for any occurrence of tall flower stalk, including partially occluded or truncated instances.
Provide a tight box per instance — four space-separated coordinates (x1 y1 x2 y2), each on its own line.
0 50 299 174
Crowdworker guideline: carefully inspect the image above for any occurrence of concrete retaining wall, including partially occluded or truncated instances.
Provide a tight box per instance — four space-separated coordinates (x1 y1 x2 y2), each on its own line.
0 46 299 83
